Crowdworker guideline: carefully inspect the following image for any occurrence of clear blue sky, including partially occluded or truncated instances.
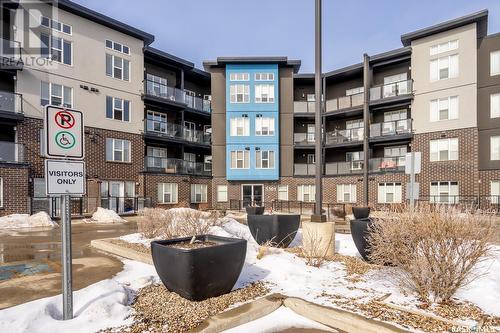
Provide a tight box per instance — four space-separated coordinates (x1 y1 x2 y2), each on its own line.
75 0 500 73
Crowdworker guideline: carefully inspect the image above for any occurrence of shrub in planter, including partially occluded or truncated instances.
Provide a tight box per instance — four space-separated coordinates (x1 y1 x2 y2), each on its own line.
246 206 265 215
352 206 370 219
151 235 247 301
350 218 374 261
247 214 300 248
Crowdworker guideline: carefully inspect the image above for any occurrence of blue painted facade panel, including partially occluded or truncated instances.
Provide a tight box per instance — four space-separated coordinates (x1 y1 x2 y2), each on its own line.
225 144 280 181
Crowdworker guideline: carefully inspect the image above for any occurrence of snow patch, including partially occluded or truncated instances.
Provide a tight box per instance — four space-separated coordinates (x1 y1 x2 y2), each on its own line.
88 208 126 224
0 212 57 229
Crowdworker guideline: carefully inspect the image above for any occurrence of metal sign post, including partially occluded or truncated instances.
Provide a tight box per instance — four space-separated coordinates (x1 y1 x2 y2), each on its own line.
409 152 415 209
405 151 421 209
61 194 73 320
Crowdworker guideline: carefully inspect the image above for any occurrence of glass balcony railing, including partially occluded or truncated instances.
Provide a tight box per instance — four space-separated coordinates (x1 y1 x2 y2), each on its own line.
0 91 23 114
325 93 364 113
325 161 363 175
325 128 364 145
0 38 21 62
370 119 412 138
369 157 405 173
145 156 211 176
293 133 315 145
370 79 412 101
144 120 211 145
294 101 315 113
0 142 24 163
185 95 211 113
294 163 316 176
144 80 185 104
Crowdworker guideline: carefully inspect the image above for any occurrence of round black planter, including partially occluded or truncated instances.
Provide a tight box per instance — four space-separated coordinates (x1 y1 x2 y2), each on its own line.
151 235 247 301
350 218 374 261
352 207 371 219
247 214 300 248
246 206 265 215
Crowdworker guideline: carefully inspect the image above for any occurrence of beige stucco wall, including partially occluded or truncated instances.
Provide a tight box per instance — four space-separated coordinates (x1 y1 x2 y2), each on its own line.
14 1 145 133
411 23 477 134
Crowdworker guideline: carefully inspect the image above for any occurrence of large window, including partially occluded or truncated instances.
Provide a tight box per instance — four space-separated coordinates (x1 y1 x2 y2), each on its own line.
255 117 275 136
430 54 459 81
106 138 131 162
256 150 275 169
491 136 500 160
40 16 72 34
229 73 249 81
146 73 168 96
255 73 274 81
430 181 459 204
255 84 275 103
337 184 356 203
384 146 407 166
278 185 288 201
490 181 500 204
106 54 130 81
298 185 315 202
346 151 364 170
491 93 500 118
146 147 167 168
146 111 166 133
378 183 402 203
230 150 249 169
430 96 459 121
105 39 130 55
41 82 72 107
106 96 130 121
430 138 458 161
40 33 72 65
430 40 458 55
230 117 249 136
217 185 228 202
158 183 178 204
191 184 208 203
230 84 249 103
491 51 500 76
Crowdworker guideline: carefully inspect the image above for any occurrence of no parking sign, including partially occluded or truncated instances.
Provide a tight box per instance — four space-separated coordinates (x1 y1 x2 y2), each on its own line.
44 106 84 159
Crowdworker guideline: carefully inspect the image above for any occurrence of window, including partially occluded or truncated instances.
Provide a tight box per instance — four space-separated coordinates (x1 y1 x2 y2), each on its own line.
383 73 408 97
230 84 249 103
278 185 288 201
255 117 275 136
384 146 407 166
430 54 459 81
191 184 208 203
146 111 166 132
106 138 131 162
106 96 130 121
346 151 364 170
255 84 275 103
337 184 356 203
430 181 459 204
0 177 3 208
307 124 315 142
491 51 500 76
229 73 249 81
40 16 72 35
298 185 315 202
230 150 249 169
346 119 363 129
490 181 500 204
146 147 167 168
41 33 72 65
106 54 130 81
378 183 402 203
430 96 459 121
204 155 212 172
255 73 274 81
105 39 130 55
230 117 249 136
491 136 500 160
346 87 364 96
430 138 458 161
41 82 72 107
146 74 168 96
384 110 407 122
256 150 275 169
491 93 500 118
430 40 458 55
217 185 228 202
158 183 178 204
382 110 408 134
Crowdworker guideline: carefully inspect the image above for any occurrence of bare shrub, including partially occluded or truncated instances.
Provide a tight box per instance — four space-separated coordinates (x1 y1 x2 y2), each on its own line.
138 208 221 239
368 205 493 303
301 227 334 268
331 205 346 219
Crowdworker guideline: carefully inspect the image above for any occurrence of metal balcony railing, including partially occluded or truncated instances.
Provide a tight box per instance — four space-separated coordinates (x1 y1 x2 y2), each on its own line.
145 156 211 176
369 157 405 173
325 161 363 175
370 79 413 101
0 142 25 163
0 91 23 114
294 101 315 113
293 133 315 145
144 80 185 104
294 163 316 176
326 92 364 113
325 128 364 145
144 120 211 145
370 119 412 138
0 38 21 62
185 95 211 113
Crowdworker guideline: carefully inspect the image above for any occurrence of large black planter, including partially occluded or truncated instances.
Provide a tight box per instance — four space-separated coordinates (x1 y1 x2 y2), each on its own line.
350 218 374 261
247 214 300 248
352 207 371 219
151 235 247 301
246 206 265 215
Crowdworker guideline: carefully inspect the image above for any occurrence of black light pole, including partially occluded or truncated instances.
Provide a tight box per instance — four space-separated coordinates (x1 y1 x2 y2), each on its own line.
313 0 325 222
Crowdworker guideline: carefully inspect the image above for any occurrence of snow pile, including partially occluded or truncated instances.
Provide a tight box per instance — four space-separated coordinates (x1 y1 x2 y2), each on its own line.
0 212 57 229
88 208 126 224
119 233 152 248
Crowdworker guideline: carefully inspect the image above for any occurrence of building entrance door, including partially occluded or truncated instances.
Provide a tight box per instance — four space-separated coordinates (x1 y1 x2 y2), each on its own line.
242 185 263 207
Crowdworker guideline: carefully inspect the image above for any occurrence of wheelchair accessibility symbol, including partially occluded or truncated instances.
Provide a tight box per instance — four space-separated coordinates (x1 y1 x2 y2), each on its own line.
55 131 76 149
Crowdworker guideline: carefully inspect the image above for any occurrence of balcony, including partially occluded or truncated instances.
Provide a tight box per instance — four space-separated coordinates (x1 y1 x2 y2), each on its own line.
294 163 315 176
369 157 405 173
0 142 25 163
325 93 364 113
325 128 364 146
0 38 22 69
185 95 211 113
370 119 412 141
325 161 363 175
144 120 211 146
294 101 315 114
0 91 23 116
144 80 186 106
145 157 211 176
294 133 315 146
370 79 413 103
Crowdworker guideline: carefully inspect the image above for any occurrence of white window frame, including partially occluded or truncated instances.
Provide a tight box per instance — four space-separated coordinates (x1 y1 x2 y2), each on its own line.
40 16 72 35
430 40 458 56
230 117 249 136
0 177 3 208
146 111 166 133
255 84 275 103
229 73 249 81
490 181 500 204
278 185 288 201
491 93 500 118
256 150 275 169
230 150 249 169
106 54 130 81
378 183 402 204
430 181 459 204
491 51 500 76
346 87 364 96
217 185 228 202
430 54 459 81
105 39 130 55
191 184 208 203
158 183 178 204
430 96 459 121
254 73 274 81
491 136 500 160
106 138 131 162
255 116 275 136
298 185 315 202
430 138 458 161
41 33 72 65
337 184 356 203
230 84 249 103
106 96 130 122
41 81 73 108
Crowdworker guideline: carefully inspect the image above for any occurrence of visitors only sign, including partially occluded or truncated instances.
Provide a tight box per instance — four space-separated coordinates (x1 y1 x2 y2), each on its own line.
45 159 86 196
45 106 84 159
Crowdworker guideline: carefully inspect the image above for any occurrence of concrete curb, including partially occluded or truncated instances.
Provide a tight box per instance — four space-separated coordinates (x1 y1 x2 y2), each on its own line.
90 238 153 265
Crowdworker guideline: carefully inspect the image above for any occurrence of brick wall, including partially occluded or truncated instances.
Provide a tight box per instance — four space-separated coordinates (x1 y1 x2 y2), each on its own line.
0 164 30 216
